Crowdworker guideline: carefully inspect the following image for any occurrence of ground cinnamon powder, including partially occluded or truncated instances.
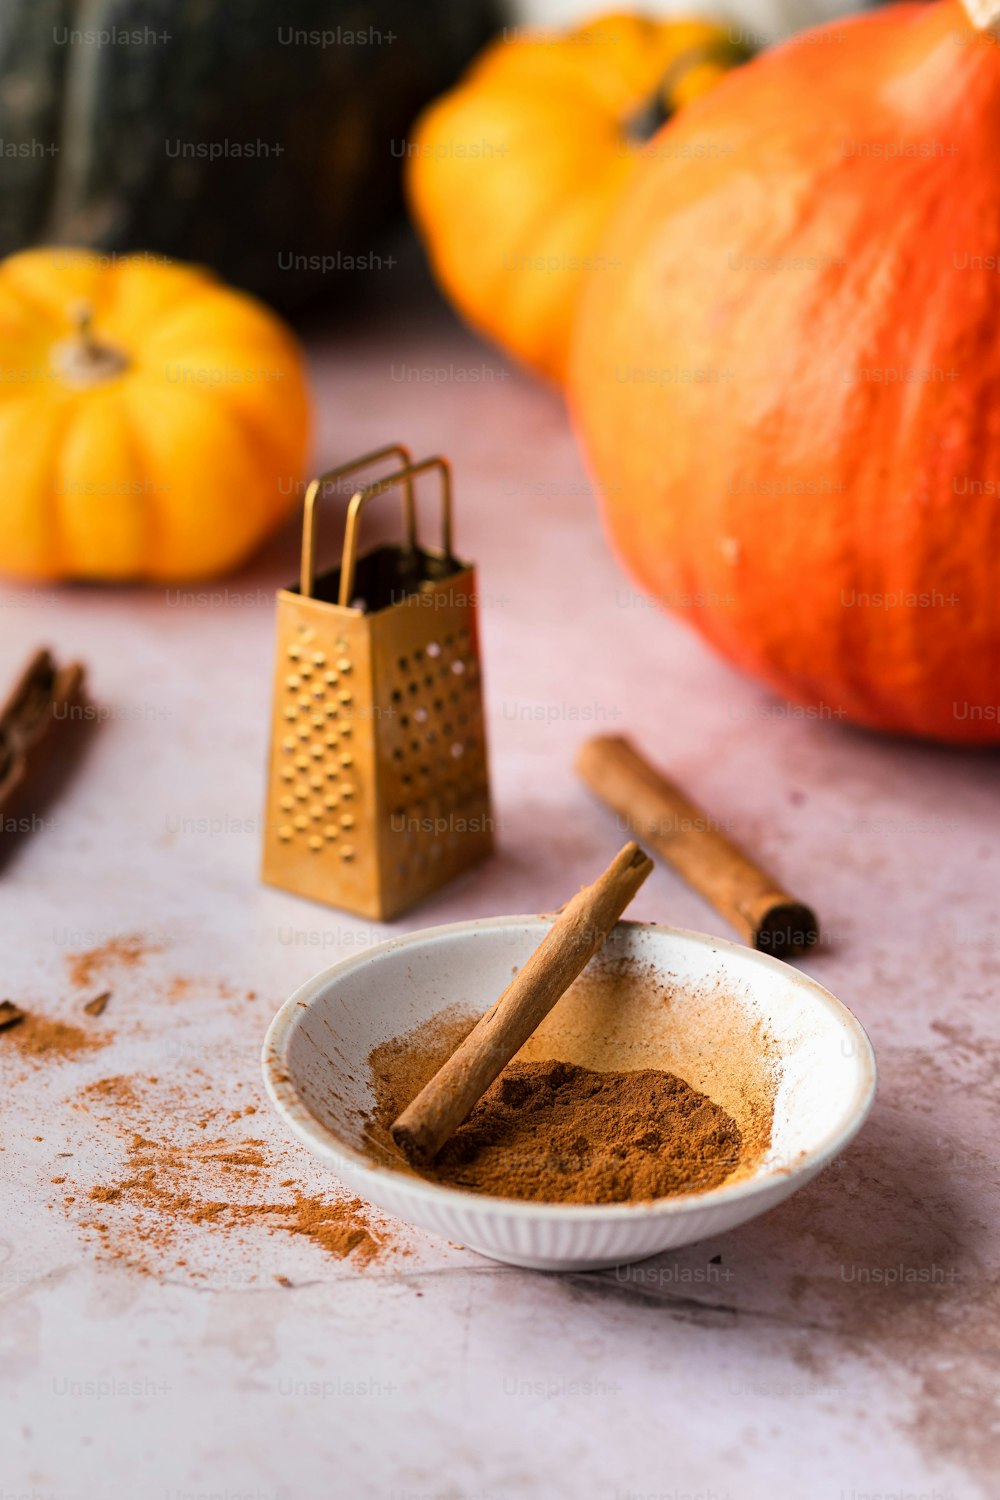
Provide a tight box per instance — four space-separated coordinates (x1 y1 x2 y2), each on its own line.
367 1004 754 1206
418 1059 743 1203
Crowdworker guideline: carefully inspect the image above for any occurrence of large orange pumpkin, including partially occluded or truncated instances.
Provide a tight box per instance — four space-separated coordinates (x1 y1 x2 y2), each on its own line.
570 0 1000 744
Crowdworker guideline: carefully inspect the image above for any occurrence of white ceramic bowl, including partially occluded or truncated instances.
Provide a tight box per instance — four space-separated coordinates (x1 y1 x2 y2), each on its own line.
262 917 876 1271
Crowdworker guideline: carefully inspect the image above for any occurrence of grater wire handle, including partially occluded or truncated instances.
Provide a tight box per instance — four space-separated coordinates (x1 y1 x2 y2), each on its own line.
300 444 416 598
338 457 454 610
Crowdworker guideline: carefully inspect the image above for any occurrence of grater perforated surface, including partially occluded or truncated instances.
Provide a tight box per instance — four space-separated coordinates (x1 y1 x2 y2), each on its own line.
274 623 358 864
375 602 492 906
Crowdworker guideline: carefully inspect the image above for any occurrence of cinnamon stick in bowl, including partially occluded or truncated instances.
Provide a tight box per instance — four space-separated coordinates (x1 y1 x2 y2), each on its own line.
576 735 818 956
390 841 653 1167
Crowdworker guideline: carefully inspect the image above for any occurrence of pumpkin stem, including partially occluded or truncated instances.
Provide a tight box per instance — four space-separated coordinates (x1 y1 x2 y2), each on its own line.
72 299 96 349
50 299 130 389
962 0 1000 34
625 38 751 143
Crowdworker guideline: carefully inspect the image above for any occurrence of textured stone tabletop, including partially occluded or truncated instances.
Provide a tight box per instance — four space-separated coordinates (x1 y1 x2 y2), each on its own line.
2 280 997 1500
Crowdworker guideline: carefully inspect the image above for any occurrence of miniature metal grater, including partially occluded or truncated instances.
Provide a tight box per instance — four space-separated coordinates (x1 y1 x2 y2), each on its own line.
261 444 494 921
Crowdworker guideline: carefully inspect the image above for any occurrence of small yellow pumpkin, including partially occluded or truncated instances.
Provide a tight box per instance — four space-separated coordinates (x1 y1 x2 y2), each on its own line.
407 11 749 383
0 249 311 581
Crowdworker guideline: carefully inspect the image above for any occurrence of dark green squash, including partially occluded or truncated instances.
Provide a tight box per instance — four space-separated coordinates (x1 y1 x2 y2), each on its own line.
0 0 501 307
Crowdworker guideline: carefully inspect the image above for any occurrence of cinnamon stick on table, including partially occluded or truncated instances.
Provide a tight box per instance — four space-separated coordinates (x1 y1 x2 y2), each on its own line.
0 648 87 837
575 735 818 956
390 841 653 1168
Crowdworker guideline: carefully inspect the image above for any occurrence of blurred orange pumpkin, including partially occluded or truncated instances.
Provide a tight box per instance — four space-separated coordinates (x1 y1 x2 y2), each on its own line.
407 12 749 384
571 0 1000 743
0 249 311 582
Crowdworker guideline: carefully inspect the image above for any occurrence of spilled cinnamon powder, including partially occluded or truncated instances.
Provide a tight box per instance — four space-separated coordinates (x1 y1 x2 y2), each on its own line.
5 938 396 1279
76 1125 385 1268
1 1009 106 1064
70 1076 391 1274
67 934 159 989
83 1074 139 1110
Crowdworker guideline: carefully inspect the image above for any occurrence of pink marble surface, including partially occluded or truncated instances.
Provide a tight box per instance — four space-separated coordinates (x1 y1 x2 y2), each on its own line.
1 283 997 1500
